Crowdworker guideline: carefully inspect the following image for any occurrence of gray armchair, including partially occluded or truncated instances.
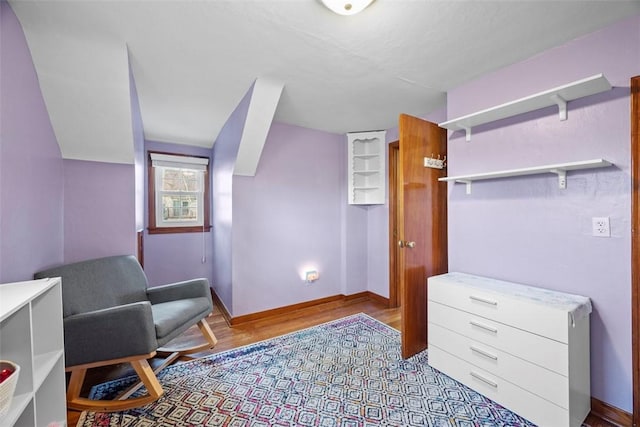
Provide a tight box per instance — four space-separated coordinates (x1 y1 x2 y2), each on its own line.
34 255 217 412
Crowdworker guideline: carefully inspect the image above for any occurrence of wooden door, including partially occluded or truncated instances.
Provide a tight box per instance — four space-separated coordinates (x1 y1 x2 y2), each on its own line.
398 114 448 359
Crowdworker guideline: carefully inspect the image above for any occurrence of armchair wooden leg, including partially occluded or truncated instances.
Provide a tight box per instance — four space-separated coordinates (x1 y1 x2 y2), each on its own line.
116 351 181 400
66 358 164 412
198 318 218 348
66 368 87 403
119 319 219 400
157 318 218 356
130 358 164 399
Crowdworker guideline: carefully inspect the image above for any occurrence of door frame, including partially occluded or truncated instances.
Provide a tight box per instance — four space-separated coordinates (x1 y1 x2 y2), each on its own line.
631 75 639 426
389 141 400 308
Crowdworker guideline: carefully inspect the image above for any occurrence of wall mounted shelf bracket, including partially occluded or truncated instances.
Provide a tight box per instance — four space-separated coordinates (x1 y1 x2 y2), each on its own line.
550 94 568 121
439 159 612 195
459 179 473 195
549 168 567 189
460 125 472 142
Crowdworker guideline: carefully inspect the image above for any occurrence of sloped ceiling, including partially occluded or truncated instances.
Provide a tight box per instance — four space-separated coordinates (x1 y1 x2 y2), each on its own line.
8 0 640 164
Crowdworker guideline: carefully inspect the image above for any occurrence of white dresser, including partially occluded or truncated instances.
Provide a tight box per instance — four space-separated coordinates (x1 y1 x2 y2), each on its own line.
427 272 591 427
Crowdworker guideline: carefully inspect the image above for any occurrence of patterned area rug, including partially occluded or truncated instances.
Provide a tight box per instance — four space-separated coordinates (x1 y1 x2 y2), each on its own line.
77 313 537 426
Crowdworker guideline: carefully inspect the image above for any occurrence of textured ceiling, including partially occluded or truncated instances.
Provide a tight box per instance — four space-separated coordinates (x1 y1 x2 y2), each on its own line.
8 0 640 164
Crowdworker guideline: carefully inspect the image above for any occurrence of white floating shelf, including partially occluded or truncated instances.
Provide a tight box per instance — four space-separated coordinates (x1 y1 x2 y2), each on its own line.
439 159 613 194
439 74 612 141
353 154 379 159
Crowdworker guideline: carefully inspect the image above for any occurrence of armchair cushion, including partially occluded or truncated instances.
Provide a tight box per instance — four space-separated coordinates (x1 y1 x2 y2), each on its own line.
63 301 157 366
34 255 148 317
152 297 213 346
146 277 213 346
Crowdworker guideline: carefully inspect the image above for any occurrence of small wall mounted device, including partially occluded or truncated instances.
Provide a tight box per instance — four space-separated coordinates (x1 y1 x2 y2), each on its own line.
305 270 319 283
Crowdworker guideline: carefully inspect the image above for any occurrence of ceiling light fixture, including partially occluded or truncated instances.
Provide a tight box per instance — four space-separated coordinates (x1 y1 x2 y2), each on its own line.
320 0 375 16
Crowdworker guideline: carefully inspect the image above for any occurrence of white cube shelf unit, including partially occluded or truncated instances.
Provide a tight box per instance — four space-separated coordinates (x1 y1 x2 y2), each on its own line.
0 278 66 426
347 130 386 205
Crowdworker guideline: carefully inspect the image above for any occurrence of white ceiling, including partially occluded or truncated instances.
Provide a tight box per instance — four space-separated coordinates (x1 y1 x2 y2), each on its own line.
9 0 640 164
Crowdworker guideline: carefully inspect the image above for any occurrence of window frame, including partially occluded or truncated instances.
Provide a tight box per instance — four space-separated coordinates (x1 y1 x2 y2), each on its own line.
147 150 211 235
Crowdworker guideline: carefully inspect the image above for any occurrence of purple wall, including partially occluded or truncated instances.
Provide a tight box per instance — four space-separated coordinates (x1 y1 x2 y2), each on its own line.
0 0 63 282
446 15 639 411
232 122 345 315
143 140 213 287
366 200 388 297
341 193 369 297
211 86 254 312
63 159 136 263
362 136 391 299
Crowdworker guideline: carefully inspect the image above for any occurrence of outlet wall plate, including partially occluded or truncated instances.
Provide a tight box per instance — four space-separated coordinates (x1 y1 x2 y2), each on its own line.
592 217 610 237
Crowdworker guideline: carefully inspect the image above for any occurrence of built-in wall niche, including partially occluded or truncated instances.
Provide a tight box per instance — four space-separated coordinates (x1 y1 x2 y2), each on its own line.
347 131 386 205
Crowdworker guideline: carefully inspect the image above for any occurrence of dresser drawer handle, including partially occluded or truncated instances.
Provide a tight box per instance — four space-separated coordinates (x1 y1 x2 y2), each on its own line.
470 371 498 388
469 320 498 334
470 345 498 360
469 295 498 306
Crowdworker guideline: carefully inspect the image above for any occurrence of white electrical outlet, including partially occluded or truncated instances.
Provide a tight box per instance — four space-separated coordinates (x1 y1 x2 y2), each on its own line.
592 217 610 237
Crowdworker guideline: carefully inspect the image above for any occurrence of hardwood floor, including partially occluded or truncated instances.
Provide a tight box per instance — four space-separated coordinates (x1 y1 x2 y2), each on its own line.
67 296 615 426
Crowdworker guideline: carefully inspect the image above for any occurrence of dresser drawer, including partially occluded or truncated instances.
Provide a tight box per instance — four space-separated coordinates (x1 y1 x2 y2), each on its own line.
429 345 571 427
429 322 568 408
428 300 568 376
429 276 570 342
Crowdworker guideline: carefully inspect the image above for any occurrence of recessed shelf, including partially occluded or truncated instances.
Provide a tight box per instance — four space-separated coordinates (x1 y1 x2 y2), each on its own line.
439 159 613 194
353 170 380 175
439 74 612 141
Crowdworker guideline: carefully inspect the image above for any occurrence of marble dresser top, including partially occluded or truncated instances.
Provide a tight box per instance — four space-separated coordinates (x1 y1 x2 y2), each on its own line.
429 272 592 325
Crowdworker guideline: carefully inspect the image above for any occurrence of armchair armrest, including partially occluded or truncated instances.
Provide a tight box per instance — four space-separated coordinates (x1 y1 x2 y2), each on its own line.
146 278 212 305
63 301 157 367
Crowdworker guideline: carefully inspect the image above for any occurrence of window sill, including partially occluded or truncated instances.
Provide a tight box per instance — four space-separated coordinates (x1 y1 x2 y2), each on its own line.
148 226 212 235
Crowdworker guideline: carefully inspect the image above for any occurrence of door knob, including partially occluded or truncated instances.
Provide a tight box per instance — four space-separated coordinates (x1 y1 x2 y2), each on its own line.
398 240 405 248
406 241 416 248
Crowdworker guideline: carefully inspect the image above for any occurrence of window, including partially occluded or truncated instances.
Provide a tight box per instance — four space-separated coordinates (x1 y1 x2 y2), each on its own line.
148 151 211 234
